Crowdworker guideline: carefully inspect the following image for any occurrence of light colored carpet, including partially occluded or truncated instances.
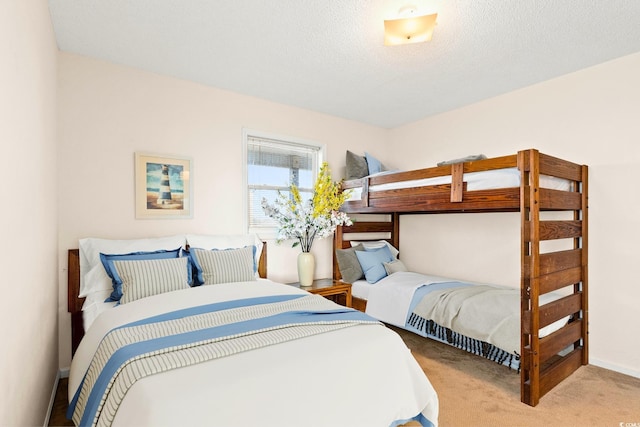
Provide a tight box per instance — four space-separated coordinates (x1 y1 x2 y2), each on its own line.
51 326 640 427
392 326 640 427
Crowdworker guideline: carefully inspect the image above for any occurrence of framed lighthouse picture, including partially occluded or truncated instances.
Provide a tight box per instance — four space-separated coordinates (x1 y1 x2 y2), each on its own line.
135 152 192 219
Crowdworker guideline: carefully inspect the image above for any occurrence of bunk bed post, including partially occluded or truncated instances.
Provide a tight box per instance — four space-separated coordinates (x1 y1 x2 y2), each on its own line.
391 213 400 250
362 178 370 207
333 225 344 280
519 149 541 406
579 165 589 365
450 163 464 202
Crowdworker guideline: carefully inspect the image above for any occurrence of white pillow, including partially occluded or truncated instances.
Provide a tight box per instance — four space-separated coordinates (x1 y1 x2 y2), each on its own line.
82 299 117 333
349 240 399 259
81 288 112 311
78 235 187 297
186 234 264 276
81 264 113 297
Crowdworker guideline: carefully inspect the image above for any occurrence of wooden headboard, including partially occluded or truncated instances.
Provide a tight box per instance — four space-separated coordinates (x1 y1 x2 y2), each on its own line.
68 249 84 355
332 213 400 281
67 244 268 356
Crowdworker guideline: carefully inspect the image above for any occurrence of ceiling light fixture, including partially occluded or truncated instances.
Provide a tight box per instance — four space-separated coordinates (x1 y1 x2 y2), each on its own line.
384 5 438 46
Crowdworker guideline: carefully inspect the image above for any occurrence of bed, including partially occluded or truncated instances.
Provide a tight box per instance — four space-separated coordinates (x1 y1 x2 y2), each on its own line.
67 234 439 427
333 148 588 407
342 270 572 372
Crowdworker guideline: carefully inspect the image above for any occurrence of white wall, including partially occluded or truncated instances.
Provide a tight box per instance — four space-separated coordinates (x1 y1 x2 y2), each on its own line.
0 1 59 425
56 53 387 367
57 47 640 380
388 53 640 377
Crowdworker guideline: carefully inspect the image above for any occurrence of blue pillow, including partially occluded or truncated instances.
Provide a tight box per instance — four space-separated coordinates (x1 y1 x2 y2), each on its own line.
355 245 394 283
189 245 257 285
100 248 184 301
365 152 384 175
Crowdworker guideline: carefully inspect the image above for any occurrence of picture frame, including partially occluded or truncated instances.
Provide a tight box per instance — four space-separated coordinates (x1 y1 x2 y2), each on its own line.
135 152 192 219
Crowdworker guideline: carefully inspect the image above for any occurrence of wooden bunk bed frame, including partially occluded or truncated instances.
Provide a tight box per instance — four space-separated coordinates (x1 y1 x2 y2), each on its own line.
333 148 588 407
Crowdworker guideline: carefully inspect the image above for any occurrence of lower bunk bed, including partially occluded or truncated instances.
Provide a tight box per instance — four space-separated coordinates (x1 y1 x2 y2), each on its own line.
344 267 569 372
333 148 589 407
334 225 584 407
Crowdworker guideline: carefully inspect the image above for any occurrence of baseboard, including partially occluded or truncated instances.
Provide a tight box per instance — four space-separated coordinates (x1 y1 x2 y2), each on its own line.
43 370 60 427
590 358 640 379
43 368 70 427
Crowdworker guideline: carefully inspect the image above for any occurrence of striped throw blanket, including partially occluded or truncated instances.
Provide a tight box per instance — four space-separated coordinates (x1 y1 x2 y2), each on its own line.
408 284 520 368
69 294 378 427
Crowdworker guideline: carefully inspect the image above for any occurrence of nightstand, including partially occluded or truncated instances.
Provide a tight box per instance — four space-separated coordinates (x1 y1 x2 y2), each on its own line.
286 278 352 308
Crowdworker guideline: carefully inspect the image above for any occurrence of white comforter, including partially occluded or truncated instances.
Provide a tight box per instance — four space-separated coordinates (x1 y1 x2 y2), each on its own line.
69 280 439 427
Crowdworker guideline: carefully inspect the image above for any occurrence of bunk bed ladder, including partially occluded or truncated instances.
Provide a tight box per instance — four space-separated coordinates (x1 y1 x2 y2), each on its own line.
519 149 589 406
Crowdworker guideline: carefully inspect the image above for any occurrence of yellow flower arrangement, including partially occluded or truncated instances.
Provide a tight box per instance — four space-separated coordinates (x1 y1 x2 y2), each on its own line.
262 162 352 252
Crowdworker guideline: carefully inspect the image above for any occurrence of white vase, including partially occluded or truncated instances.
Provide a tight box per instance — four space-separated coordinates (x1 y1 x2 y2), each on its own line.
297 252 315 287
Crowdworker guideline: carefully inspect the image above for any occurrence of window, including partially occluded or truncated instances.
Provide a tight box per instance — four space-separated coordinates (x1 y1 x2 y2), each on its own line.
243 129 325 235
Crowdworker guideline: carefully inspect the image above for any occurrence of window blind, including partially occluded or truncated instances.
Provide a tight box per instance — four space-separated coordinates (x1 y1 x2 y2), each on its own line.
246 135 321 229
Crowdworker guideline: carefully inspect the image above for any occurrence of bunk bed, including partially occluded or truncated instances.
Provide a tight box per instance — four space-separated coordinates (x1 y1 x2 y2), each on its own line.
333 148 588 407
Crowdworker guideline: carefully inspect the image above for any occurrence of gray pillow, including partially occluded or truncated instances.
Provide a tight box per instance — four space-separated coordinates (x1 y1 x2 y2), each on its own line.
384 259 408 275
346 151 369 180
335 244 365 283
437 154 487 166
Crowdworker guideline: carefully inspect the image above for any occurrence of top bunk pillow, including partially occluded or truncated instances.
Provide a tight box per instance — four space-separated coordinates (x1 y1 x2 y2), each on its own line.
185 234 263 276
346 151 369 180
365 152 385 175
437 154 487 166
78 235 187 298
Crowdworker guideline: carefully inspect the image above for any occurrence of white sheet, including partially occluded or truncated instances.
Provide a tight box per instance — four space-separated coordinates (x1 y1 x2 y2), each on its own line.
82 300 116 332
366 272 454 327
347 168 571 201
70 280 439 427
352 279 373 300
364 272 569 339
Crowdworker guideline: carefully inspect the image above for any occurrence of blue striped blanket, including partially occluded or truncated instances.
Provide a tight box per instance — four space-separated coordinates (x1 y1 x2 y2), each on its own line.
406 282 521 369
68 294 378 427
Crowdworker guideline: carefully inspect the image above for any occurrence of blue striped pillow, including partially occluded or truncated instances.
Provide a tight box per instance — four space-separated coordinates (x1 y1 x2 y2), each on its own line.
190 246 256 285
100 248 183 301
114 257 191 304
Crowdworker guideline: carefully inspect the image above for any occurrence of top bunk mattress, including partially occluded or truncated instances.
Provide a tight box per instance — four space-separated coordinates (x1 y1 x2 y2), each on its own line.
347 167 571 202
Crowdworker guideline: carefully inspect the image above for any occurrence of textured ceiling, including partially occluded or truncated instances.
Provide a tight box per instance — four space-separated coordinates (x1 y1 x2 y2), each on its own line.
48 0 640 128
